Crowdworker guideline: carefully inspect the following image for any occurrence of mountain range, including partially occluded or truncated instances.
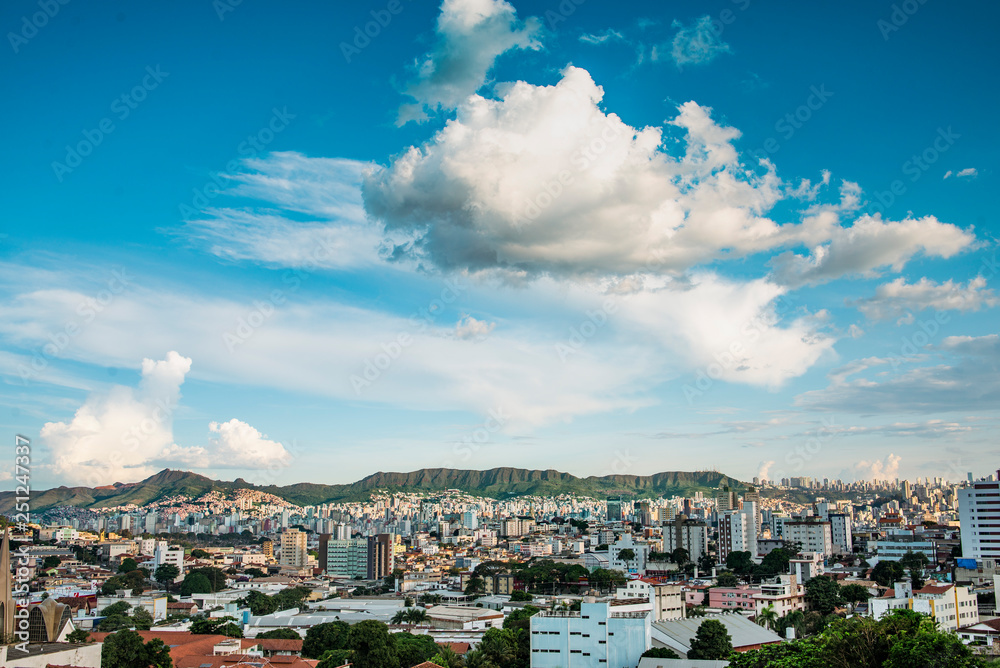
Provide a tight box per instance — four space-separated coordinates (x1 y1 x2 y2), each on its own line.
0 467 747 514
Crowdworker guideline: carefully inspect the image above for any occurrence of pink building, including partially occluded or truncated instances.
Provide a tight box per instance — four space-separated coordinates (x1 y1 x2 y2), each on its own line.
708 585 762 610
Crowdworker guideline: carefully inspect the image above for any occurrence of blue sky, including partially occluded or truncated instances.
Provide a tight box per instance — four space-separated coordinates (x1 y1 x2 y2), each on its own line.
1 0 997 490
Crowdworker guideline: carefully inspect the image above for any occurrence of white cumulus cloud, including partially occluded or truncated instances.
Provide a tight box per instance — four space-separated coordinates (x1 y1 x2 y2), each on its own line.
853 276 998 323
397 0 541 125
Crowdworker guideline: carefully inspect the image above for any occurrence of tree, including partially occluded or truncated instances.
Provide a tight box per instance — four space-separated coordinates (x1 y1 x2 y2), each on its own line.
256 628 303 640
804 576 842 615
189 566 227 592
118 558 138 573
756 603 778 630
154 564 180 590
346 620 399 668
698 553 715 573
180 572 213 596
641 647 680 659
617 548 636 563
429 644 463 668
190 616 242 637
101 629 173 668
191 548 209 559
303 620 351 659
393 631 439 668
898 551 930 572
99 615 133 632
464 575 486 598
840 584 871 606
726 550 755 575
503 605 539 631
670 547 690 566
67 628 90 643
42 555 61 570
477 627 520 668
132 608 153 631
756 547 793 577
716 571 739 588
871 560 906 587
317 649 353 668
687 619 733 660
102 601 132 617
240 590 279 616
246 567 266 578
510 590 533 602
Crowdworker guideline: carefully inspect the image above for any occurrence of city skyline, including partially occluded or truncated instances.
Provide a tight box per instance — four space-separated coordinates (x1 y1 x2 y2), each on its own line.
1 0 998 490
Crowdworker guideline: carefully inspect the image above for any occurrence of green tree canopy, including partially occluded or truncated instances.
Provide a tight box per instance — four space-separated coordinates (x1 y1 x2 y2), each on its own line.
256 628 302 640
153 564 180 588
346 620 399 668
687 619 733 660
118 558 138 573
180 572 213 596
871 560 906 587
726 550 755 575
101 630 173 668
303 620 351 659
641 647 681 659
191 548 210 559
804 576 842 615
716 571 739 588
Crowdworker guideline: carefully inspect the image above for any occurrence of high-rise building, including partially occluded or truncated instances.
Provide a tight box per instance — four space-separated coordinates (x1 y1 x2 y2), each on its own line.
716 487 738 513
828 513 853 555
784 520 833 557
718 508 758 562
959 475 1000 562
367 533 395 580
530 601 650 668
318 534 368 578
280 528 308 568
661 517 709 561
607 497 623 522
261 539 274 560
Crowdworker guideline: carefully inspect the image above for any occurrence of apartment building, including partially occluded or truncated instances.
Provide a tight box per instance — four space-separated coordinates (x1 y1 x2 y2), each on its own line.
318 535 368 578
959 476 1000 562
280 528 308 568
530 601 650 668
661 517 709 562
870 582 978 632
718 507 758 562
784 520 833 557
828 513 853 555
610 535 650 576
616 579 685 621
753 575 805 618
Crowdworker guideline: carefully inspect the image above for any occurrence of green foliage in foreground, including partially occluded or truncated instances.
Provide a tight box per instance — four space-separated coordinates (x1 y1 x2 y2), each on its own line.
729 609 992 668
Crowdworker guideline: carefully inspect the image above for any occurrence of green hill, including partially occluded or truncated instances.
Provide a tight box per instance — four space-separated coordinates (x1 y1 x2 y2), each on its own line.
0 467 746 513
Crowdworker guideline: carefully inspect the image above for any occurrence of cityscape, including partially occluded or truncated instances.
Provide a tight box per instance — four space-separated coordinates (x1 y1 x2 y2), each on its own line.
2 0 998 667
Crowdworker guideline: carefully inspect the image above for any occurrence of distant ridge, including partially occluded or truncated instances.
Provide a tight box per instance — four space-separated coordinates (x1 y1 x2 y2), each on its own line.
0 467 746 513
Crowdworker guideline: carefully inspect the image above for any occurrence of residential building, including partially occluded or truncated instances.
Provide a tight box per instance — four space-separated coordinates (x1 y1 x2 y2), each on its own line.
959 476 1000 562
661 517 709 562
280 529 308 568
318 535 368 578
784 520 833 557
828 513 853 555
610 535 650 576
718 507 757 562
869 582 979 632
708 585 760 611
530 601 650 668
367 533 395 580
876 532 936 562
607 498 624 522
753 575 804 618
616 579 685 621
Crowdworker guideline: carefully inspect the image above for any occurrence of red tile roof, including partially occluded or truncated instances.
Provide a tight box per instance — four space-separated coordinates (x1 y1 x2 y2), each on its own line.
88 631 232 661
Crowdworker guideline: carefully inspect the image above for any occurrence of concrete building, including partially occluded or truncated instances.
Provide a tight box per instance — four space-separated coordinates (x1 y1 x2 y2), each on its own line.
610 535 650 576
959 476 1000 562
616 579 685 621
784 520 833 557
280 529 309 568
828 513 853 555
876 533 936 562
367 533 395 580
661 517 709 562
152 541 184 576
318 535 368 578
869 582 978 632
718 507 757 562
530 601 650 668
753 575 804 618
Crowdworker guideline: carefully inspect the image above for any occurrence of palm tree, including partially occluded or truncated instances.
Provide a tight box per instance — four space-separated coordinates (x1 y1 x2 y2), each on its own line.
391 610 409 624
464 649 497 668
406 608 429 624
779 610 806 638
756 604 778 630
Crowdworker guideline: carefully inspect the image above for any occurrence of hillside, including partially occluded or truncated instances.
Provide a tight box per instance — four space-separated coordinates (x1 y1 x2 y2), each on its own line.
0 467 746 513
